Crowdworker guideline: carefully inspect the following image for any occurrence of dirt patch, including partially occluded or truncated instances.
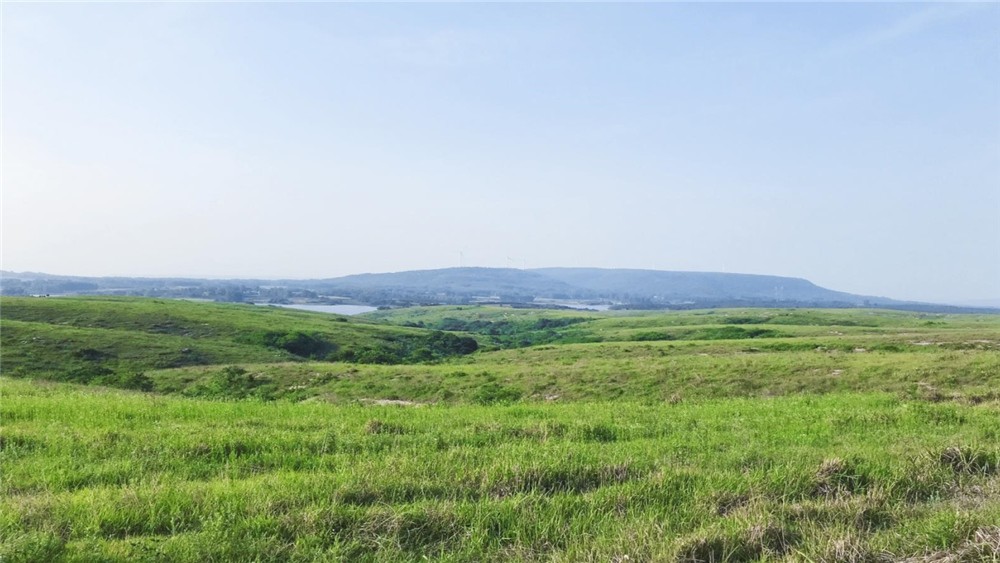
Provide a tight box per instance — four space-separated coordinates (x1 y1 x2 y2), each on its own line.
360 399 425 407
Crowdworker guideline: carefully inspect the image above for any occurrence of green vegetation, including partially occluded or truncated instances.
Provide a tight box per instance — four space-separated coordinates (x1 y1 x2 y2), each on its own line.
367 306 593 348
2 297 999 560
3 380 999 561
136 305 1000 404
1 297 478 391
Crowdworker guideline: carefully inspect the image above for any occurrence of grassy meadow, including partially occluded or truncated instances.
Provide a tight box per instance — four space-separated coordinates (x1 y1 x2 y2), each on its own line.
2 297 999 561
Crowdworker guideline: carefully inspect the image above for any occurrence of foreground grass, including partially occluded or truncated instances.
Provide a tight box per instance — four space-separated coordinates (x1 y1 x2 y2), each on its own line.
3 378 999 561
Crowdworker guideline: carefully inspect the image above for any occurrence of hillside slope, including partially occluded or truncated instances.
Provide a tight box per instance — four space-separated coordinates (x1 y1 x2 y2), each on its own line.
0 297 478 390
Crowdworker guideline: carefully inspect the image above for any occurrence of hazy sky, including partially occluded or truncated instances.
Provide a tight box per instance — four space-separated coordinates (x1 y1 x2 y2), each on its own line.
3 2 998 303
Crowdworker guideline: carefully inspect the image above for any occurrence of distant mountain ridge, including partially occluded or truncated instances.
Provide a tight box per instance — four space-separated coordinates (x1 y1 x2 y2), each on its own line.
322 267 890 306
316 268 579 297
532 268 865 303
2 267 995 314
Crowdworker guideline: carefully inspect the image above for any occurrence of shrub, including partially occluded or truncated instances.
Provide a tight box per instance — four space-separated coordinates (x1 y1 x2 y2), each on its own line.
98 372 155 392
632 331 674 342
244 330 336 359
186 366 273 399
425 331 478 357
59 365 114 384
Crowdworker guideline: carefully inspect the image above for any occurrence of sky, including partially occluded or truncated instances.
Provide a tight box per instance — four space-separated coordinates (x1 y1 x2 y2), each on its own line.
2 2 998 304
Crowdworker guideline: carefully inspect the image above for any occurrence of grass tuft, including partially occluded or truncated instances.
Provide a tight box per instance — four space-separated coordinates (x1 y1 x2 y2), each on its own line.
939 446 999 475
814 458 872 498
364 419 407 435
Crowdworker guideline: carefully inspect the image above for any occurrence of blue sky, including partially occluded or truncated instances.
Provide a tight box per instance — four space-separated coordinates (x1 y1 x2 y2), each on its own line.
3 2 998 303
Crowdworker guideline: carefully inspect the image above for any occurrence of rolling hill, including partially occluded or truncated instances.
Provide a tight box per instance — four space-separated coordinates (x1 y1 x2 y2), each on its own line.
0 296 479 393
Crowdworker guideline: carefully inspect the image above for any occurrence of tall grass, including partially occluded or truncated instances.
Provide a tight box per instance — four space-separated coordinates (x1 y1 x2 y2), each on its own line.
3 378 998 561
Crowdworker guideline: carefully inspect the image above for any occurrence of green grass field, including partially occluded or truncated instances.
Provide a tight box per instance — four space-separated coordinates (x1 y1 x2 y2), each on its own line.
2 297 999 561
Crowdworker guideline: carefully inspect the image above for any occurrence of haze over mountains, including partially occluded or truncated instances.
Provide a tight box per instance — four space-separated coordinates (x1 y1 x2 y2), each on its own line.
2 267 993 314
326 268 875 305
